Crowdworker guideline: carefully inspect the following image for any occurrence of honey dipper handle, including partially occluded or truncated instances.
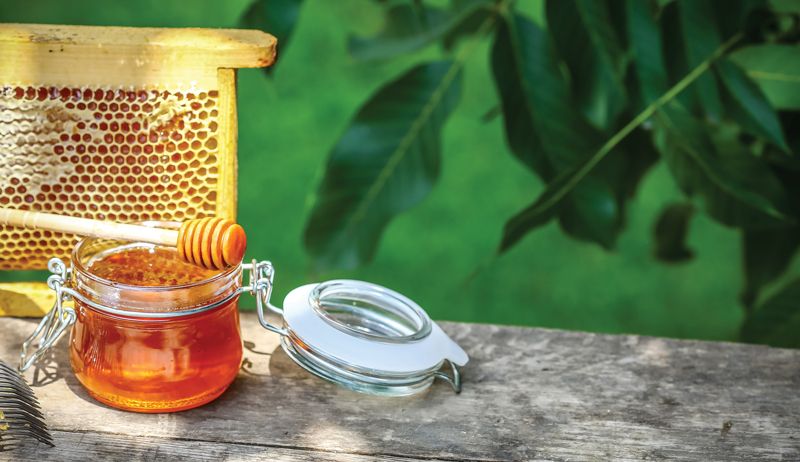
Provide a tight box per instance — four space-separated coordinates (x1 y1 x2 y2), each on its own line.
0 208 179 247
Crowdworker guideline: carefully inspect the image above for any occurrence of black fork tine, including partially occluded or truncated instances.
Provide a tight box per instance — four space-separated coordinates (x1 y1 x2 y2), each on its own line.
0 369 37 389
2 421 53 440
0 380 38 400
0 362 20 375
0 371 38 389
0 391 43 408
0 395 44 415
2 412 51 433
0 402 45 419
0 383 38 402
1 428 54 446
0 360 54 449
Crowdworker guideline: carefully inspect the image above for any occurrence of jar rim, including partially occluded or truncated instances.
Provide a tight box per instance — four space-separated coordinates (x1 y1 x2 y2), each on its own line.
308 280 432 344
71 220 239 292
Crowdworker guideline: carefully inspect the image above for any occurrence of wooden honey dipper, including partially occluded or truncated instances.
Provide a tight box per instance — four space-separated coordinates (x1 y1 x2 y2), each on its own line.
0 208 246 271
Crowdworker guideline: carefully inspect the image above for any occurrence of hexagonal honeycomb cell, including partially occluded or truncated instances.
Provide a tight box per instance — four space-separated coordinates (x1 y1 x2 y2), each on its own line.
0 86 221 270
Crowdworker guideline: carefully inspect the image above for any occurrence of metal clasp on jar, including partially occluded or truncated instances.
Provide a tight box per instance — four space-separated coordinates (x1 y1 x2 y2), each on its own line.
19 257 281 372
19 259 77 372
242 259 286 336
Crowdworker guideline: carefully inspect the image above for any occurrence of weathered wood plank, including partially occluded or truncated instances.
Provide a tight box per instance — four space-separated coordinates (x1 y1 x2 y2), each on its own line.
10 431 425 462
1 312 798 461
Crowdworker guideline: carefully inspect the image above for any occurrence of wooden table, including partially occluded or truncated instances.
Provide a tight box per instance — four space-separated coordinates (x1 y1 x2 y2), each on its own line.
1 311 798 461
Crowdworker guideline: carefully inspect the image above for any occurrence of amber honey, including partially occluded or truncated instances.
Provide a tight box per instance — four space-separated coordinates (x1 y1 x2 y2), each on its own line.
86 247 218 286
69 242 243 412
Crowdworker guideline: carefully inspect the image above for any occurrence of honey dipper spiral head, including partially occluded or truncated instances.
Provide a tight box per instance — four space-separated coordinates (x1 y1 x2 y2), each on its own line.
177 218 247 270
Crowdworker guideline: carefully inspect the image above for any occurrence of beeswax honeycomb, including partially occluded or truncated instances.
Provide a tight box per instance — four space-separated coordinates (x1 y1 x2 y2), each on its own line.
0 85 222 270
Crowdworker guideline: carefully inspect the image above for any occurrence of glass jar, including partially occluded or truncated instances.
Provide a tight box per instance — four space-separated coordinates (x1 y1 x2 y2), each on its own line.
68 238 243 412
18 222 268 413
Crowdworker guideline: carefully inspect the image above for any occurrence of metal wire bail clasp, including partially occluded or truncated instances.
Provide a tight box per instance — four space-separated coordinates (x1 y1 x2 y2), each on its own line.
242 259 286 336
19 258 78 372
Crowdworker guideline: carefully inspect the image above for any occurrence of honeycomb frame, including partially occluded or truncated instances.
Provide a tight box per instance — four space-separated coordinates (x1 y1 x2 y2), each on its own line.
0 84 225 270
0 24 276 315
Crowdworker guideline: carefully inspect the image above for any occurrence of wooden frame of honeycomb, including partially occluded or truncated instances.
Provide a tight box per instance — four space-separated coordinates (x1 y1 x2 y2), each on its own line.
0 24 276 316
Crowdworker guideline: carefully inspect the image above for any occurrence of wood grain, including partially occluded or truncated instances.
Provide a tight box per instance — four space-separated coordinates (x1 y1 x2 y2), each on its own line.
0 24 276 88
1 312 798 461
0 207 179 247
18 431 423 462
215 68 238 221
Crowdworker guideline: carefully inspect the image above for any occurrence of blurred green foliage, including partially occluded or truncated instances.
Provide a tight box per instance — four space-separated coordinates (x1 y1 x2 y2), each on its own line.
4 0 799 346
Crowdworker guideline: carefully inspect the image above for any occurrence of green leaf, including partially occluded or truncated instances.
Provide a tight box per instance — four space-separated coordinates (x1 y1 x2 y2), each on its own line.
546 0 627 130
607 0 631 52
590 121 660 232
628 0 670 104
714 57 790 151
772 141 800 201
711 0 768 40
240 0 303 76
575 0 627 77
556 176 619 247
442 4 493 51
764 112 800 172
500 192 562 253
741 277 800 348
481 104 501 123
678 0 724 122
653 202 696 263
555 131 657 245
491 12 622 252
495 30 741 256
611 122 661 200
489 16 552 180
656 102 791 229
348 0 490 62
303 62 462 273
659 1 700 112
729 45 800 110
741 226 800 308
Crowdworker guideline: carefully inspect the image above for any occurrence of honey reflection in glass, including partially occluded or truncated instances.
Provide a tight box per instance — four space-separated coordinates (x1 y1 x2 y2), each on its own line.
69 245 243 413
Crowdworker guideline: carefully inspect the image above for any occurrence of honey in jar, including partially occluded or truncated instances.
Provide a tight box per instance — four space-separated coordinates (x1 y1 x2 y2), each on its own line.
68 229 243 412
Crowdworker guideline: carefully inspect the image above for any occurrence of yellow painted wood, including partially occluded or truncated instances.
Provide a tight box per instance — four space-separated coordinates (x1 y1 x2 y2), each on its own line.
0 23 276 88
215 69 238 221
0 282 53 317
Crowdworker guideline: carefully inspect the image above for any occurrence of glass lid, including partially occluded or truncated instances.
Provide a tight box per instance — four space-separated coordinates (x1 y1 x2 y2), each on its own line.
277 280 468 396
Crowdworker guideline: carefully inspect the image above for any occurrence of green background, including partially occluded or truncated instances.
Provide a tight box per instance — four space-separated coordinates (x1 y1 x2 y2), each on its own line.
2 0 787 342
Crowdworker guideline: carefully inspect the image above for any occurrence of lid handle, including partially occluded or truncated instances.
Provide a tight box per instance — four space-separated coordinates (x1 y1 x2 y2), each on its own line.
243 260 287 336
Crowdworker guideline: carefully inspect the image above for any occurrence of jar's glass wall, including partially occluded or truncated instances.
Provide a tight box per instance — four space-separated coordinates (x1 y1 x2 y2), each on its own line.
68 226 243 413
71 298 242 412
